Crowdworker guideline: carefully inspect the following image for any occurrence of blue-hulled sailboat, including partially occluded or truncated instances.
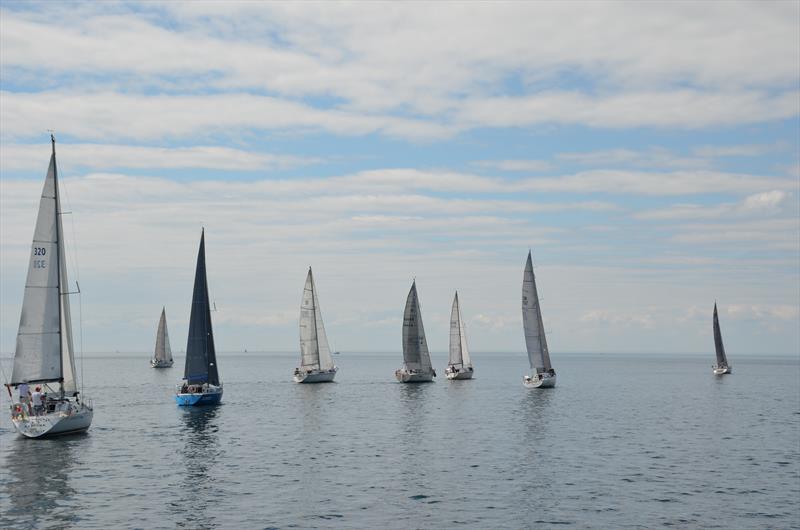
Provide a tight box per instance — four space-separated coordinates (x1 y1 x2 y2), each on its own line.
176 229 222 406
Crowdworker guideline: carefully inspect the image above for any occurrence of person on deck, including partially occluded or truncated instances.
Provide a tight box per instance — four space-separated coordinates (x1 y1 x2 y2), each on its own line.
31 386 44 415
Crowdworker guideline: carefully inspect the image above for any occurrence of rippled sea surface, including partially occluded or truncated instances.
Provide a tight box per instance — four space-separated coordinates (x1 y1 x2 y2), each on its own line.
1 352 798 529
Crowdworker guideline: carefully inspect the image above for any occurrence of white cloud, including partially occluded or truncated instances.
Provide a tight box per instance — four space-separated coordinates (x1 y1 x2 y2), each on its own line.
472 160 552 172
636 190 794 220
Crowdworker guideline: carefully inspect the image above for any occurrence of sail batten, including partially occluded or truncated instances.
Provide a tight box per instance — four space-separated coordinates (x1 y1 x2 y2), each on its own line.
522 251 552 373
183 230 219 385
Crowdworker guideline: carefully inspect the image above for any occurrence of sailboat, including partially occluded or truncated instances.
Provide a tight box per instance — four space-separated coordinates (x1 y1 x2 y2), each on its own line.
445 291 474 380
150 307 174 368
395 280 436 382
712 302 732 375
175 229 223 406
6 135 94 438
294 267 338 383
522 251 556 388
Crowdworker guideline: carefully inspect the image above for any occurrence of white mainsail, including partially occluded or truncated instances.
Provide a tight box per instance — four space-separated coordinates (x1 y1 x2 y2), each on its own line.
448 292 471 368
522 251 551 373
402 281 432 372
299 268 334 371
11 141 78 394
154 307 173 363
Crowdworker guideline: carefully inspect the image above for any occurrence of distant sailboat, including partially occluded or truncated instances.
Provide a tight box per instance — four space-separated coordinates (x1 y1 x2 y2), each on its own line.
395 280 436 382
522 251 556 388
294 267 338 383
7 136 94 437
176 229 223 405
150 307 174 368
712 303 732 375
445 291 474 380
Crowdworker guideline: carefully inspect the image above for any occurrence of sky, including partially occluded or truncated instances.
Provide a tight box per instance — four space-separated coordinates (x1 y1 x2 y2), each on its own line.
0 1 798 357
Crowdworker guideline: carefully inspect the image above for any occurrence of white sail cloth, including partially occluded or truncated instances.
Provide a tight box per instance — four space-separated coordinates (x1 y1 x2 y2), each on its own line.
448 292 471 367
299 268 334 370
522 251 552 373
154 308 173 362
11 147 77 393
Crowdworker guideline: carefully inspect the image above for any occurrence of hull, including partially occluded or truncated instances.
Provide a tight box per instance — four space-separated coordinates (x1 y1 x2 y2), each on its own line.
176 386 222 406
11 401 93 438
523 372 557 389
294 368 337 383
395 369 435 383
445 366 474 380
151 359 174 368
713 365 732 375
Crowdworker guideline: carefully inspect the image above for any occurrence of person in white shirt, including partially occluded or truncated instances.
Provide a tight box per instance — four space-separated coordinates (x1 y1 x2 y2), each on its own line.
31 386 44 415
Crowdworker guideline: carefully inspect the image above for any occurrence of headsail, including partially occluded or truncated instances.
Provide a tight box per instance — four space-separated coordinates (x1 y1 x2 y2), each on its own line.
183 230 219 385
522 251 552 373
154 307 173 363
713 303 728 367
448 292 471 368
299 267 334 370
402 281 432 371
11 137 77 393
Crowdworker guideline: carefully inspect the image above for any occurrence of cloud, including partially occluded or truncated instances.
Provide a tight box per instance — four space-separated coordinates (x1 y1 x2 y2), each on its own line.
579 309 655 328
472 159 552 172
0 143 320 171
636 190 794 220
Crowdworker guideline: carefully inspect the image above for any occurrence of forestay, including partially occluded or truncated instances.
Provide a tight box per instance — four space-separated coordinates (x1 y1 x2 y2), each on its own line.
522 251 552 373
184 230 219 386
11 142 77 393
402 281 432 371
448 292 471 368
299 268 334 370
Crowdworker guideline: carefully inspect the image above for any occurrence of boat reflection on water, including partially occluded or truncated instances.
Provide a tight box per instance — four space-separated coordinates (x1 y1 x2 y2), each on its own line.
4 436 81 529
172 407 221 530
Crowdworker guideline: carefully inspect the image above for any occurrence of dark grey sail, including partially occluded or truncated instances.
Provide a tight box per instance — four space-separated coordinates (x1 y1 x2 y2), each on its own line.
402 281 432 372
183 229 219 385
713 303 728 367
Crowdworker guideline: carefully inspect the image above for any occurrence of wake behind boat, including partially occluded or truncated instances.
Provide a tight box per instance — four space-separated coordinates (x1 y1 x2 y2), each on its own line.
294 267 337 383
445 291 474 380
6 136 93 438
395 280 436 382
150 307 174 368
176 229 223 406
521 251 556 389
712 303 732 375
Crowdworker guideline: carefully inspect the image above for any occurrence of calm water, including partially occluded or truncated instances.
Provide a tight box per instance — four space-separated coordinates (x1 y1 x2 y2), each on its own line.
0 352 798 529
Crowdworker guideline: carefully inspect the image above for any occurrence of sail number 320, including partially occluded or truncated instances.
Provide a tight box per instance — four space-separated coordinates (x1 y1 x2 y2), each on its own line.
33 247 47 269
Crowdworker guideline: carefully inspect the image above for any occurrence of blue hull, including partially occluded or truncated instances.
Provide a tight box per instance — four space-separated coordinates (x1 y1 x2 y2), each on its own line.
175 391 222 406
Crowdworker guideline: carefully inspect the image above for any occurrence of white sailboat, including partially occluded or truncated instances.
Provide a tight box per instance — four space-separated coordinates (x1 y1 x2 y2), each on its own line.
522 251 556 388
150 307 174 367
395 280 436 382
445 291 474 380
712 302 732 375
294 267 337 383
6 136 94 437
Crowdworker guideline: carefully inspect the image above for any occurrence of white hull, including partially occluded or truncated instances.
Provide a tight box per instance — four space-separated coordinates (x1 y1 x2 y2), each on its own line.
395 368 435 383
11 401 93 438
523 373 556 388
151 359 173 368
445 366 474 380
713 365 732 375
294 367 337 383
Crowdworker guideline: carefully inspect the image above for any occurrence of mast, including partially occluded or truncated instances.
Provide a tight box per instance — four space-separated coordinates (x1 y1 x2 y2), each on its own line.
52 134 64 394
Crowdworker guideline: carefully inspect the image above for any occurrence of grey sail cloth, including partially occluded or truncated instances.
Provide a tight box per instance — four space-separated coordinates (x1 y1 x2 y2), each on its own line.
299 268 334 370
713 303 728 367
402 281 432 371
11 140 78 393
153 308 173 363
522 251 552 373
183 230 219 385
448 292 471 368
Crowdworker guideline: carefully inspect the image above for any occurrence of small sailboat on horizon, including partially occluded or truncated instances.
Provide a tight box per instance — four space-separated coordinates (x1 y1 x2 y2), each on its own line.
445 291 474 380
6 135 94 437
395 280 436 383
522 251 556 388
150 307 174 368
294 267 337 383
176 229 223 406
712 302 732 375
